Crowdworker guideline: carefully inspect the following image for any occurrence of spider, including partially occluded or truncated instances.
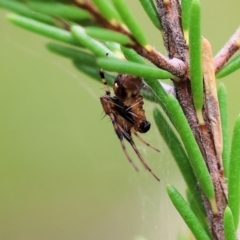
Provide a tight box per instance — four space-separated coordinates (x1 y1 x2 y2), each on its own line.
99 69 160 181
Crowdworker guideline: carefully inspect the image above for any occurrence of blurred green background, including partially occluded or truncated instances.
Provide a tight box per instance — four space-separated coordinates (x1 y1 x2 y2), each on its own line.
1 1 240 239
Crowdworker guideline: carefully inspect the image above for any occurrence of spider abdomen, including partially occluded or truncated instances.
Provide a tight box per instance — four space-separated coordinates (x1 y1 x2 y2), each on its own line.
138 120 151 133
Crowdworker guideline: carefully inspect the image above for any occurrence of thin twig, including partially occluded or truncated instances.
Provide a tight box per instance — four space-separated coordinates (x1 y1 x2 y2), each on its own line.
214 27 240 73
132 44 186 77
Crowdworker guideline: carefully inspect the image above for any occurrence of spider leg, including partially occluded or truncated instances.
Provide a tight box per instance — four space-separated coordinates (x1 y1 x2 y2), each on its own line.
132 130 160 153
100 113 107 120
126 100 141 112
99 69 111 96
118 125 160 181
130 140 160 181
109 113 139 172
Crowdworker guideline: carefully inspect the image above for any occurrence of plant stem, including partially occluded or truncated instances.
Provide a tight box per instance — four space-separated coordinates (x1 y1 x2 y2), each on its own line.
155 0 227 239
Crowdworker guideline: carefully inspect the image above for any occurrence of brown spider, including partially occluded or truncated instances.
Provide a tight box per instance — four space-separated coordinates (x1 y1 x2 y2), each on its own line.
99 70 160 181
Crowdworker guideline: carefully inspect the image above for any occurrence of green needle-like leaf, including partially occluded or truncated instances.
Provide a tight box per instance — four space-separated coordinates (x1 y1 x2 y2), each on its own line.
228 115 240 229
217 84 230 179
189 0 203 111
167 185 211 240
85 27 132 45
216 54 240 79
121 46 145 64
47 44 162 104
112 0 148 47
166 95 215 200
104 42 121 52
92 0 122 22
154 108 195 187
154 108 204 213
138 0 162 29
46 43 97 66
8 14 80 46
0 0 55 25
73 61 115 86
144 79 170 115
97 57 173 79
71 25 115 58
224 207 237 240
181 0 192 41
27 2 92 20
186 189 209 235
47 42 115 85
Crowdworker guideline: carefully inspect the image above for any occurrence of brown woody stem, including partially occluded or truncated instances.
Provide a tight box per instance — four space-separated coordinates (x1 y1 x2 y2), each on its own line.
155 0 227 239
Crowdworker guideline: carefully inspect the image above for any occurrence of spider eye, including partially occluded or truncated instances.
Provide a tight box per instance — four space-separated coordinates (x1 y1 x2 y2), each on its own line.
139 121 151 133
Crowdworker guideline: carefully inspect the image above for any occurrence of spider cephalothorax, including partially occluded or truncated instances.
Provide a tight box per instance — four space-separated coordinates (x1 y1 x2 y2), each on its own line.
100 70 160 181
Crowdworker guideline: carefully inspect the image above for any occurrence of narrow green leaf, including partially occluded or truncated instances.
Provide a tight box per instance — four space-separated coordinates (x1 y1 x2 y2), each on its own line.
47 42 116 85
104 42 125 58
144 79 170 115
97 57 173 79
0 0 55 25
217 84 230 179
139 85 161 103
224 206 237 240
85 27 132 45
112 0 148 47
46 43 97 66
186 189 209 235
167 185 211 240
47 43 161 104
166 95 215 200
154 108 204 211
181 0 192 41
121 46 145 64
8 14 81 46
103 42 124 59
71 25 115 58
92 0 122 22
73 61 115 86
189 0 203 110
104 42 121 52
27 2 92 20
228 115 240 229
138 0 162 29
216 55 240 79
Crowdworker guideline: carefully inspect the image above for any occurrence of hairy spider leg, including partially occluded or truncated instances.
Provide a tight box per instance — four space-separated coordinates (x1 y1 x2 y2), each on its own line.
99 69 139 172
99 69 111 96
109 112 139 172
132 130 160 153
126 100 142 112
117 124 160 181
